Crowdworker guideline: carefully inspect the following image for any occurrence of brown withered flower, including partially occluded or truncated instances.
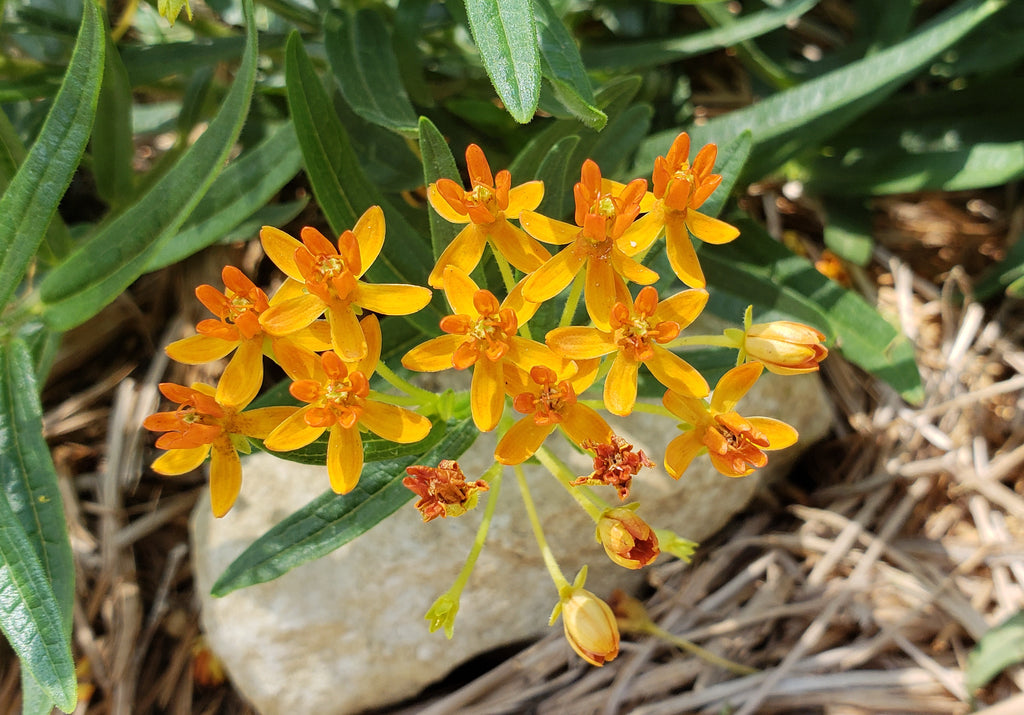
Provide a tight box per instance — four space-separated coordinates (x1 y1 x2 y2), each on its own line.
403 460 490 523
572 435 655 500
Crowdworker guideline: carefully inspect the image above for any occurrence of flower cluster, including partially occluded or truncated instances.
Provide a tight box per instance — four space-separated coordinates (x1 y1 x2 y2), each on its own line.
144 133 827 666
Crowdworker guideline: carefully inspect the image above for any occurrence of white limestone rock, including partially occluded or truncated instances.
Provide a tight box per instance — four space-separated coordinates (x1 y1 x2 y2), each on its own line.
191 371 830 714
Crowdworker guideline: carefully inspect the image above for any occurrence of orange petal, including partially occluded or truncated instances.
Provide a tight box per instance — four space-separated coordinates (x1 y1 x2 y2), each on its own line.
662 389 709 426
494 418 553 465
259 293 326 336
488 220 551 274
327 425 363 494
355 282 432 316
711 363 763 414
233 406 298 439
616 210 663 256
560 404 613 448
429 225 487 289
545 326 615 360
644 346 709 399
216 339 264 409
427 184 472 224
209 438 242 518
353 205 386 275
270 337 322 381
360 401 432 443
260 226 305 281
522 247 587 303
748 417 798 451
299 226 338 257
286 321 332 351
402 334 465 372
603 353 638 417
610 250 659 286
569 357 602 393
508 337 576 378
264 406 326 451
151 444 211 475
328 304 367 362
505 181 544 217
686 210 739 245
269 277 307 306
503 275 541 326
585 258 618 332
519 211 579 245
653 289 708 330
442 265 482 316
166 334 236 365
665 213 705 289
471 356 504 431
664 431 705 479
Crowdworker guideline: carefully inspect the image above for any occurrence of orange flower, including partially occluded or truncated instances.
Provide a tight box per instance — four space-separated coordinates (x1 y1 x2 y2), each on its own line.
428 144 549 288
165 266 329 408
572 435 654 501
662 362 798 478
402 460 490 522
556 586 620 666
596 506 659 570
263 315 432 494
646 132 740 288
143 383 296 517
520 160 661 331
258 206 432 361
494 361 612 465
546 286 709 416
401 267 572 432
736 318 828 375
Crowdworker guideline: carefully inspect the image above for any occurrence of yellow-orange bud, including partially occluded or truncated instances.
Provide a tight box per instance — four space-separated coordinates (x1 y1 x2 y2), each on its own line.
596 507 659 570
560 588 620 666
743 321 827 375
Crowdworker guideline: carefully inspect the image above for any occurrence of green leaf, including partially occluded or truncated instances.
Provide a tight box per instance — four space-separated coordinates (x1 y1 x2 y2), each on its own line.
0 339 74 714
465 0 541 123
0 0 104 310
324 8 419 138
144 121 304 272
211 418 479 596
92 31 135 209
253 422 448 468
283 33 443 334
635 0 1011 182
823 198 873 267
418 116 461 261
582 0 818 72
532 0 605 130
535 135 581 220
120 36 248 87
39 0 259 331
393 0 435 107
966 611 1024 694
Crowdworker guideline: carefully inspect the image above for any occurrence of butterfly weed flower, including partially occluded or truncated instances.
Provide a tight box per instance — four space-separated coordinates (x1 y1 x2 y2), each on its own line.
520 160 661 331
572 435 655 501
662 362 798 479
165 265 329 409
552 574 620 667
494 361 612 465
401 266 572 432
596 505 659 570
263 315 432 494
725 307 828 375
143 383 297 517
648 132 740 288
547 286 709 416
258 206 432 361
428 144 549 288
402 460 490 522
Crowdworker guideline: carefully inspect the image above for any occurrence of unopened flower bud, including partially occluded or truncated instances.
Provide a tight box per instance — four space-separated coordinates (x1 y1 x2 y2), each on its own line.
743 321 828 375
596 506 659 570
559 588 620 667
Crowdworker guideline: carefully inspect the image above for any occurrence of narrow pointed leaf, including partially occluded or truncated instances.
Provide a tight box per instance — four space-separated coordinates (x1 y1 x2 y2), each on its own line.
418 116 461 261
465 0 541 123
211 418 478 595
966 611 1024 694
39 0 259 331
0 0 103 310
532 0 605 129
92 32 135 208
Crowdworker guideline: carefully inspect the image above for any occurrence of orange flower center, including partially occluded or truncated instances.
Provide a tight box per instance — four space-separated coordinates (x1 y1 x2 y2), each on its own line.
513 367 575 425
610 299 680 361
705 412 771 473
441 291 517 368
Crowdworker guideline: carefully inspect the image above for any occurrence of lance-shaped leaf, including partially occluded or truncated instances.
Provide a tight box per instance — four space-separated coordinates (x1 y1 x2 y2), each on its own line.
966 611 1024 695
418 116 461 261
532 0 605 129
211 418 478 596
39 0 259 331
92 32 135 209
465 0 541 123
0 0 103 310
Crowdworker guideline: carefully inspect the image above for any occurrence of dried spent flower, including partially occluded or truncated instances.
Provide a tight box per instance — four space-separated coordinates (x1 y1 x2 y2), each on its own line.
403 460 490 523
572 435 655 500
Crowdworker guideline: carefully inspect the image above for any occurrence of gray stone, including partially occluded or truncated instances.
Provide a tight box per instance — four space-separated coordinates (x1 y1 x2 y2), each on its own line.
191 371 830 714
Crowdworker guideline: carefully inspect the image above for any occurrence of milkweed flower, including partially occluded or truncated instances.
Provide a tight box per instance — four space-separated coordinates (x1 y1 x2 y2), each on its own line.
401 266 572 432
572 435 654 501
662 362 798 478
552 581 620 667
258 206 432 361
646 132 740 288
143 383 297 517
165 266 330 408
263 315 432 494
596 506 659 570
520 160 661 331
730 313 828 375
494 361 612 465
546 286 709 416
427 144 549 288
402 460 490 522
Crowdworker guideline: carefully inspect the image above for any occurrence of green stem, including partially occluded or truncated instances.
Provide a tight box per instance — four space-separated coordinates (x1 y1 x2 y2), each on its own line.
514 465 571 591
558 270 586 329
367 390 422 407
448 462 504 596
534 445 608 520
645 622 759 676
374 361 438 406
665 334 738 350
